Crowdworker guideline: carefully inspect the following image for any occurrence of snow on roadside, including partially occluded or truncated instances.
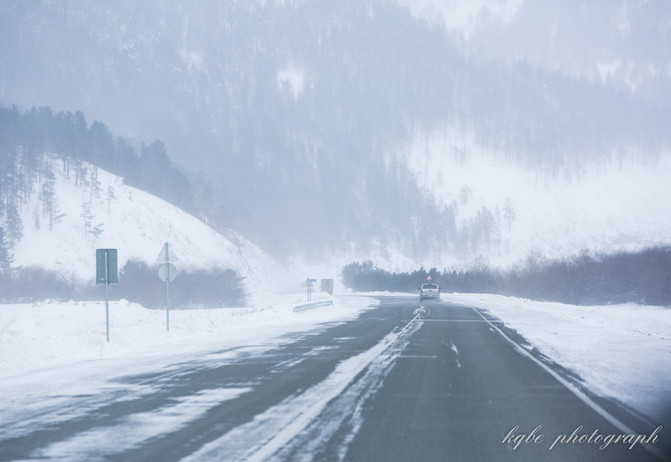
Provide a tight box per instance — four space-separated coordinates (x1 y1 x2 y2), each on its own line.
442 292 671 423
2 290 670 428
0 294 377 379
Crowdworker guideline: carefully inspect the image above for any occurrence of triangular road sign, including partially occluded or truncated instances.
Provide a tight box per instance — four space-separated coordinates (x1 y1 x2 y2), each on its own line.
156 242 178 263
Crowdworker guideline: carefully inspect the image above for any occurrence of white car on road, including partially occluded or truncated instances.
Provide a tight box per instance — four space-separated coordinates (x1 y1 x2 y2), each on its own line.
419 283 440 302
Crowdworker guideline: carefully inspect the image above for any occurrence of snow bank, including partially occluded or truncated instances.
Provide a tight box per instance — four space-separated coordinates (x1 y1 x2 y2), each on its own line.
0 294 376 378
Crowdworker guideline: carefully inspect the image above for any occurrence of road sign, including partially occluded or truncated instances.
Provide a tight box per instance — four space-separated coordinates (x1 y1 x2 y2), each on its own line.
426 275 432 280
96 249 118 284
321 279 334 295
156 243 177 332
158 262 177 282
156 242 178 263
306 277 314 301
96 248 118 343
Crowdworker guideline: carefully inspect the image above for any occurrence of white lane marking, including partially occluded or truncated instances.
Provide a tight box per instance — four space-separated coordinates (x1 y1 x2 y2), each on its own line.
400 354 439 359
422 319 503 322
182 310 426 462
271 345 339 374
271 356 305 373
279 317 424 462
446 341 461 369
470 307 666 461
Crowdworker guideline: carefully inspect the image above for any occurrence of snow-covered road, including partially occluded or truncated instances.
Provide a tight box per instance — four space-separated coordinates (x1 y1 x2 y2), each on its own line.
0 292 669 460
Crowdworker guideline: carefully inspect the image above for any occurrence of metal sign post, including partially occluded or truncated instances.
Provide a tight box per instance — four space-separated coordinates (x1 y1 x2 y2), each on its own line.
157 242 177 331
96 249 118 342
105 263 109 342
306 278 317 301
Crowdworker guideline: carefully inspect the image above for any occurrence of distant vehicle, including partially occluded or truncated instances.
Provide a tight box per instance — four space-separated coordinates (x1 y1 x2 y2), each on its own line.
419 283 440 301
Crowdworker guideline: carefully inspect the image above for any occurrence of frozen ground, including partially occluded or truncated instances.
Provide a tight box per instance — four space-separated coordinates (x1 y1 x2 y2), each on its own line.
1 291 669 427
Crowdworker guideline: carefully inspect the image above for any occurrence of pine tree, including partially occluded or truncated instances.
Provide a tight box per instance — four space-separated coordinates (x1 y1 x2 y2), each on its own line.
90 223 104 242
80 201 93 236
5 202 22 245
40 165 57 231
107 186 115 214
503 198 516 231
33 207 40 230
89 167 101 203
0 226 12 273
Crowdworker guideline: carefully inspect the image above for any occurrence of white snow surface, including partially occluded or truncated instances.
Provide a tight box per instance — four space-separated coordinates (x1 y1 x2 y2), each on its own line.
277 64 307 99
3 152 670 450
12 155 279 287
0 292 378 460
397 0 523 40
405 127 671 267
1 292 669 428
0 292 367 378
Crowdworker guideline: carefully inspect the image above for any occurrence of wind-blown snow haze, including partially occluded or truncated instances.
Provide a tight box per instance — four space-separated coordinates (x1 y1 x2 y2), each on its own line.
1 0 669 270
1 3 671 460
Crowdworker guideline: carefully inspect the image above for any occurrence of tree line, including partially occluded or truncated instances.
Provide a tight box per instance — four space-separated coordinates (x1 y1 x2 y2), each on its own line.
0 104 203 274
0 105 195 214
0 105 246 307
341 247 671 306
0 260 246 308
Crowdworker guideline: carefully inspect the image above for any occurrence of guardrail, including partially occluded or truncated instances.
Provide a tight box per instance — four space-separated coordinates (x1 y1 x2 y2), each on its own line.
293 299 334 312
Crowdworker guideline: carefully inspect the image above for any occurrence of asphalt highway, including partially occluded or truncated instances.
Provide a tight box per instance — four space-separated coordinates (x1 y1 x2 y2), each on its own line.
1 296 667 461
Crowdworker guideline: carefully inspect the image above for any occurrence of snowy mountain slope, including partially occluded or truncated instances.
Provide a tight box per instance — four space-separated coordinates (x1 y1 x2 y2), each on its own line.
3 1 669 265
405 127 671 267
2 2 670 272
398 0 671 104
12 155 278 287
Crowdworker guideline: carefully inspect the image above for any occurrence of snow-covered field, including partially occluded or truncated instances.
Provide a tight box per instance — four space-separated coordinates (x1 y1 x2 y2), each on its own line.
0 292 372 378
1 291 669 427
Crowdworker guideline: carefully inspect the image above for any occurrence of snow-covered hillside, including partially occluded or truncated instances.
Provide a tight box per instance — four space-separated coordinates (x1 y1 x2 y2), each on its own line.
12 155 278 288
4 1 669 264
405 127 671 268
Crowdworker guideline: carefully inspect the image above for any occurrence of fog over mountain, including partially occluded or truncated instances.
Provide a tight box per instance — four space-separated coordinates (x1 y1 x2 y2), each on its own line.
403 0 671 104
1 0 670 268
